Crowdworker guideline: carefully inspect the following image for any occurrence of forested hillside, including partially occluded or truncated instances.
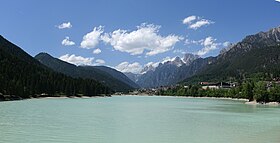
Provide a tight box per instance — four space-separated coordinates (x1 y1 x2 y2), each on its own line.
0 35 110 100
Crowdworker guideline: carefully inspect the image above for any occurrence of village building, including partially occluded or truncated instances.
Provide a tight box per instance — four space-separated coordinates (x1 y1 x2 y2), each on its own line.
200 82 235 90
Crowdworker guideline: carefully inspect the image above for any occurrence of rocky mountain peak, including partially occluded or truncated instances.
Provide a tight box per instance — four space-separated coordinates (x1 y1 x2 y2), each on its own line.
242 26 280 45
140 64 156 74
269 26 280 42
182 53 199 66
171 57 184 67
219 43 235 55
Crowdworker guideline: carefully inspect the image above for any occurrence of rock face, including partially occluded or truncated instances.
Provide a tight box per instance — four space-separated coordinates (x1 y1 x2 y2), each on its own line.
35 53 139 91
124 72 141 83
140 64 156 74
136 62 181 88
242 27 280 45
171 57 184 67
183 53 199 66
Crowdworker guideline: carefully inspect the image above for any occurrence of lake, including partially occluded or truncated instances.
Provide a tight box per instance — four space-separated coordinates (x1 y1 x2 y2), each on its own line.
0 96 279 143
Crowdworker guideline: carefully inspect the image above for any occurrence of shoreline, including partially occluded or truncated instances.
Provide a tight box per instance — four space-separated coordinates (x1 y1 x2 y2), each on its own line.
1 94 279 105
245 101 280 106
177 96 249 101
114 94 280 105
0 94 110 102
115 94 249 102
113 94 249 101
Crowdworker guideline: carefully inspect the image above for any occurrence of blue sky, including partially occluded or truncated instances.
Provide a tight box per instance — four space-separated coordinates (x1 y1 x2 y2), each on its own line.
1 0 280 73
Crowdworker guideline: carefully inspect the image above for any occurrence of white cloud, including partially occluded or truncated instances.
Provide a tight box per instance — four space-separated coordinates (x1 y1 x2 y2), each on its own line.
61 37 75 46
145 61 160 68
59 54 94 65
196 37 220 56
162 56 172 63
276 0 280 2
80 26 104 49
189 19 213 30
57 22 72 29
223 41 231 47
185 38 203 45
93 48 101 54
94 59 105 65
185 37 230 56
173 49 186 54
101 23 182 56
183 16 214 30
115 62 143 74
183 16 197 24
185 39 191 45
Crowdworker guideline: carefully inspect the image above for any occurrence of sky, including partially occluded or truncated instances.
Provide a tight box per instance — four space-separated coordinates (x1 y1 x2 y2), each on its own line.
1 0 280 73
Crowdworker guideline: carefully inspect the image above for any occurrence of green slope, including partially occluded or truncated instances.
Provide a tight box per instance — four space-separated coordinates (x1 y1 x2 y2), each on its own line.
0 35 109 100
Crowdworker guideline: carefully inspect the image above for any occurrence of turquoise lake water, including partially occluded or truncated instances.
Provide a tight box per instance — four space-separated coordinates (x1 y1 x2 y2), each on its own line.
0 96 280 143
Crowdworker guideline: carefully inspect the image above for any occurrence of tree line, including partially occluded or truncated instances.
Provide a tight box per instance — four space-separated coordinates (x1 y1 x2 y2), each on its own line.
158 80 280 103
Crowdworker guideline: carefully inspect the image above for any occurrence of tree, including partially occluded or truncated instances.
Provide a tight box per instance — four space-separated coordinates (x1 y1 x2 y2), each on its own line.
253 81 269 103
242 81 254 101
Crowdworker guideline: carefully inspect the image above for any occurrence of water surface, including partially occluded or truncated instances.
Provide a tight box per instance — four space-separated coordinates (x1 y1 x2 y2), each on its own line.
0 96 279 143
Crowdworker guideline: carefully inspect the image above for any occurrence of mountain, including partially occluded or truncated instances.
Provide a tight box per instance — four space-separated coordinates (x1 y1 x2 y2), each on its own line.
183 53 200 65
127 26 280 88
124 72 141 83
183 26 280 84
140 64 156 74
86 66 139 89
0 35 108 100
130 53 201 88
35 53 139 91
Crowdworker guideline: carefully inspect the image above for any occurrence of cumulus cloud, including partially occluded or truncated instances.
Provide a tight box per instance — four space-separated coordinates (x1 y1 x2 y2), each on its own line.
61 37 75 46
196 37 220 56
145 62 159 68
57 22 72 29
183 16 197 24
94 59 105 65
185 36 229 56
59 54 94 65
183 16 214 30
115 62 143 74
80 26 104 49
173 49 186 54
276 0 280 2
223 41 231 47
101 23 182 56
189 19 213 30
185 38 203 45
93 48 101 54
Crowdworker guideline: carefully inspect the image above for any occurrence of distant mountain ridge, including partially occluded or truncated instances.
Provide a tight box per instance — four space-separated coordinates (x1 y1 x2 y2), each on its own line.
35 53 139 91
125 53 203 88
183 26 280 83
126 26 280 88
